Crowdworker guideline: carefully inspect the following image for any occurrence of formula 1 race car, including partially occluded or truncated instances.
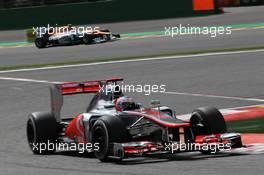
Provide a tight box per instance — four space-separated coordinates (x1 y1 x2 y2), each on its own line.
26 78 243 162
34 25 121 48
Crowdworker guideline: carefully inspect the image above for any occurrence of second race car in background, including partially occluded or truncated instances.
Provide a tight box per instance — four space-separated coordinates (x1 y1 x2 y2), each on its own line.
34 24 121 49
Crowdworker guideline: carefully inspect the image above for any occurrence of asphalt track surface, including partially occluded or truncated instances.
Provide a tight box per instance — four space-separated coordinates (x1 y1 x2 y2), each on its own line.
0 50 264 175
0 5 264 175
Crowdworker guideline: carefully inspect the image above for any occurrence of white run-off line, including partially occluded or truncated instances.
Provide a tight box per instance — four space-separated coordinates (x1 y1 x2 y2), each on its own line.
1 76 264 103
0 49 264 74
163 91 264 102
0 76 62 84
223 144 264 155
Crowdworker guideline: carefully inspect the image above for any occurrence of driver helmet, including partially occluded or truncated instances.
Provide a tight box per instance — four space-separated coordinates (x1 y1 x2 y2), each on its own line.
115 96 136 112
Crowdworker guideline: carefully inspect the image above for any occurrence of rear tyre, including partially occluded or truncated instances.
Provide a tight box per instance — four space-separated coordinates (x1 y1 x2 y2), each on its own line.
92 116 127 162
27 112 58 154
35 38 47 48
190 106 227 135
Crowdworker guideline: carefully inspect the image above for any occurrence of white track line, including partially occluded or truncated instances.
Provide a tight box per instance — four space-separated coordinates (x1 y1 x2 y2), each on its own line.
163 91 264 102
0 76 62 84
1 76 264 102
0 49 264 74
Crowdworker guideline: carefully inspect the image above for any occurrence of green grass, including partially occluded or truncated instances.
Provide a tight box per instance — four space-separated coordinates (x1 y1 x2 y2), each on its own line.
227 117 264 133
0 41 31 46
1 46 264 72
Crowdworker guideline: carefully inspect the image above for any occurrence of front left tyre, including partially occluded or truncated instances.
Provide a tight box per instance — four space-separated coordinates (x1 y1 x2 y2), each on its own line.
27 112 58 154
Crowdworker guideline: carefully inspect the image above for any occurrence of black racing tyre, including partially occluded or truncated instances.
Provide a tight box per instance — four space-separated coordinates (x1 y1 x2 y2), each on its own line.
190 106 227 136
101 34 110 42
35 38 47 48
100 29 111 40
83 34 93 44
105 34 111 41
27 112 58 154
91 116 127 162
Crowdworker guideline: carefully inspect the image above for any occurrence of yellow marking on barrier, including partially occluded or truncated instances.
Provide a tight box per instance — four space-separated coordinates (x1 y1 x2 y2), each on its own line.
123 35 163 40
231 28 247 31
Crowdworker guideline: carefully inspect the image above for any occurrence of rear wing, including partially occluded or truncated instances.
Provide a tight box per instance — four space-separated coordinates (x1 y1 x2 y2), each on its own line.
50 77 123 121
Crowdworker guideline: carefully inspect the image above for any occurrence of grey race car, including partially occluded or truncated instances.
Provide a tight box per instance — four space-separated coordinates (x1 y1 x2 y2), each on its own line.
34 25 121 48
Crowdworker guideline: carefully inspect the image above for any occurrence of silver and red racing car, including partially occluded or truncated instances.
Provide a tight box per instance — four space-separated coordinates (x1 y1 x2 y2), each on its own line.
26 78 243 162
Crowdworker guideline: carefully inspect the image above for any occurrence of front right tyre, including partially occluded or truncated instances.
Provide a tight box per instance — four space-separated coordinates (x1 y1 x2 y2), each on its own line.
91 116 127 162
